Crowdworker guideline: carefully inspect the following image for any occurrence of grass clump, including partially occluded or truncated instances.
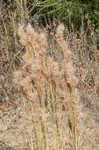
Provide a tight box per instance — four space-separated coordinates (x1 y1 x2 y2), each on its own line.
13 23 80 150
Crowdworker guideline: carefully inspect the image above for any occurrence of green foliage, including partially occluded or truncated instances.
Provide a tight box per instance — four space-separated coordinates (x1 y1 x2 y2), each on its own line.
2 0 99 32
28 0 99 32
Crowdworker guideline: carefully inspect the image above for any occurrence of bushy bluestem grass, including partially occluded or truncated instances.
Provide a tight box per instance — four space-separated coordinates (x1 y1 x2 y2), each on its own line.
13 23 81 150
12 22 99 150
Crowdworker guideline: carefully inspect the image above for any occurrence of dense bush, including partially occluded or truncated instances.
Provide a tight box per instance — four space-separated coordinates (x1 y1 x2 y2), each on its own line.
27 0 99 32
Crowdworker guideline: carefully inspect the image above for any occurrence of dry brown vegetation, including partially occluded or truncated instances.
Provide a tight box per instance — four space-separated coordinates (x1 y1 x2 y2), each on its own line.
12 23 80 150
0 3 99 149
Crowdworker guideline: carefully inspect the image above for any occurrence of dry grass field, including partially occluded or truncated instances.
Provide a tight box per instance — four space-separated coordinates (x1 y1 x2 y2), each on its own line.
0 2 99 149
